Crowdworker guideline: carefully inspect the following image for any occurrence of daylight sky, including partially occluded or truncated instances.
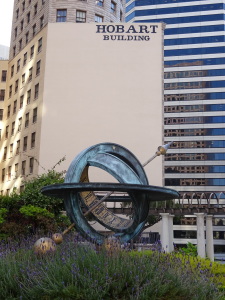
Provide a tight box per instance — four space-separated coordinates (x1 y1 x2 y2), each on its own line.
0 0 14 47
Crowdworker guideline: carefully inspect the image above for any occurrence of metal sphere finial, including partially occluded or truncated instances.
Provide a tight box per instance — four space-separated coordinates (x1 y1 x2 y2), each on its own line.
33 237 56 255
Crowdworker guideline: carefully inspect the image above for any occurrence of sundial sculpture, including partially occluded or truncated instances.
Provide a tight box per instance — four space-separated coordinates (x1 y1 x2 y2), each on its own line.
38 142 179 251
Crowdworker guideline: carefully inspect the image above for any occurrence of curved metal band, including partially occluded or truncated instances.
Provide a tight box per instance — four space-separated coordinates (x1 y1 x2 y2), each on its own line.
63 143 149 244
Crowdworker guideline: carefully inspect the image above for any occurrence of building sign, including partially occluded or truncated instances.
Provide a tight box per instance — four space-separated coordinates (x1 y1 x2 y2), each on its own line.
96 24 159 41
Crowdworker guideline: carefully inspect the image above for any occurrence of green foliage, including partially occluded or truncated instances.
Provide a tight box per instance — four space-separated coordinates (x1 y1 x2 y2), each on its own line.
0 237 224 300
19 205 54 218
0 166 67 238
179 242 198 257
20 169 65 215
0 208 8 224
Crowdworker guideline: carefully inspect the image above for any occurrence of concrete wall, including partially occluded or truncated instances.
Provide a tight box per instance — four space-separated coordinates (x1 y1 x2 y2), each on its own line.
39 23 164 186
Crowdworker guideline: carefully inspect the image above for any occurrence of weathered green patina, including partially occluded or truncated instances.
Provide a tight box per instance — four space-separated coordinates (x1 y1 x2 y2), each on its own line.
41 143 179 245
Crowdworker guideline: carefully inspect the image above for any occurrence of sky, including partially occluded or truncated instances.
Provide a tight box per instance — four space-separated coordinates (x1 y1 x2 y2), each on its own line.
0 0 14 47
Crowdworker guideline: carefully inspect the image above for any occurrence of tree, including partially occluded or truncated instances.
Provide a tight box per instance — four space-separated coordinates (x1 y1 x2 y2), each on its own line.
0 161 69 239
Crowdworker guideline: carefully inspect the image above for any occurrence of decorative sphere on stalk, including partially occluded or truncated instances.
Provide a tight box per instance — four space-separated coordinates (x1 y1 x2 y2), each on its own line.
52 233 63 244
33 237 56 255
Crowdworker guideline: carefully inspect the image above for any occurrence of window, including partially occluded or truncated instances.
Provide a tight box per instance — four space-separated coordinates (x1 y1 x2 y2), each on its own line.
95 15 103 22
7 105 11 118
2 169 5 182
1 70 7 81
29 157 34 173
28 67 33 81
19 39 22 51
8 166 12 180
23 52 27 65
9 85 12 98
16 140 20 155
0 109 3 120
22 73 25 85
26 31 29 43
15 163 18 178
27 12 30 24
96 0 104 6
56 9 67 22
27 89 31 104
111 1 116 13
5 126 9 139
20 19 24 31
30 45 34 59
38 38 42 52
23 136 28 151
42 0 45 4
31 132 36 148
11 65 14 77
18 117 22 131
15 27 18 38
17 59 21 72
21 160 26 175
25 112 29 128
11 122 15 135
76 11 86 23
22 1 25 11
16 8 19 19
3 147 7 160
36 60 41 75
120 10 123 22
13 46 16 57
34 83 39 99
40 15 44 28
0 90 5 101
10 144 13 157
34 3 38 15
13 100 17 114
15 80 19 93
20 95 24 109
33 107 37 123
32 24 36 36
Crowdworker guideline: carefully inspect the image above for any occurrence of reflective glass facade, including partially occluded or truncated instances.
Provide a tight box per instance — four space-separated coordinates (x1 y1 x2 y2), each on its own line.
126 0 225 194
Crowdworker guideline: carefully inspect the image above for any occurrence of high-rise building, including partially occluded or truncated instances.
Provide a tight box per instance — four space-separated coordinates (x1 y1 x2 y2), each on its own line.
126 0 225 196
0 45 9 60
0 0 165 194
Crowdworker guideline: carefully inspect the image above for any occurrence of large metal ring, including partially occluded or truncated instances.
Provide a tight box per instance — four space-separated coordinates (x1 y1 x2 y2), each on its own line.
42 143 179 244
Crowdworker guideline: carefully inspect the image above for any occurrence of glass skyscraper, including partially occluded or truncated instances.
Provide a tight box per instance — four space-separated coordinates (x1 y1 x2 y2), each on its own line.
126 0 225 196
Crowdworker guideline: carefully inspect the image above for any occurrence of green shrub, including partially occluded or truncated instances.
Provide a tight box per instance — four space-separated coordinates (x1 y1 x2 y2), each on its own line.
179 242 198 257
19 205 54 218
0 208 8 224
0 168 66 239
0 238 224 300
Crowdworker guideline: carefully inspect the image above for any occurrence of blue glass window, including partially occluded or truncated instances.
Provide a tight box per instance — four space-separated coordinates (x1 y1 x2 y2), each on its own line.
165 104 225 113
165 81 225 90
164 92 225 101
56 9 67 22
165 178 225 186
165 57 225 68
165 25 225 35
165 47 225 57
127 14 225 24
164 128 225 136
165 153 225 160
165 69 225 79
133 4 223 17
127 0 206 6
165 116 225 125
165 36 225 46
165 166 225 173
